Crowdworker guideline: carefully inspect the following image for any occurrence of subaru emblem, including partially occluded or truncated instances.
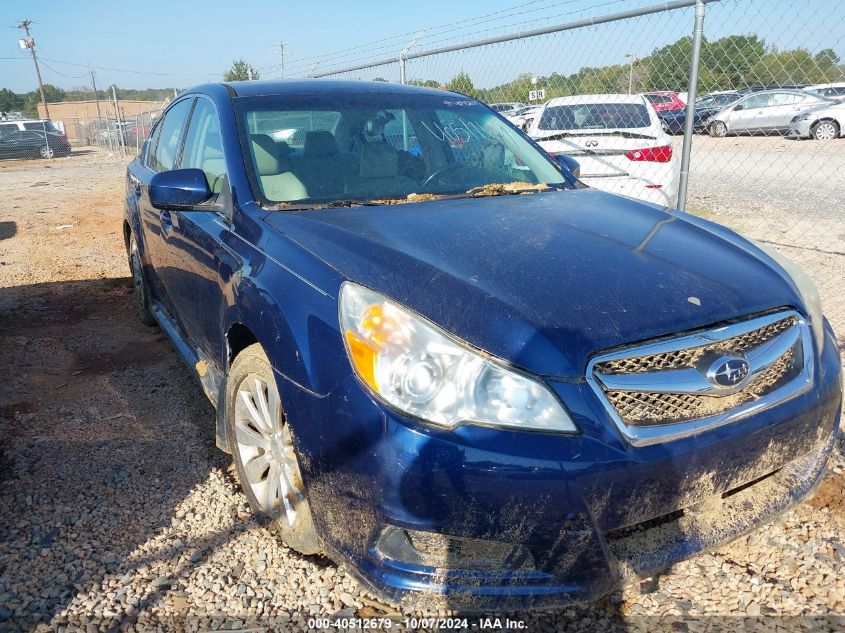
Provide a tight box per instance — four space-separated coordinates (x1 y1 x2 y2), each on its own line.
706 356 750 388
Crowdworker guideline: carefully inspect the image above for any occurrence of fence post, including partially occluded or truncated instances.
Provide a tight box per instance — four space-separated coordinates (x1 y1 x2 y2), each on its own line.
399 55 406 85
676 0 706 212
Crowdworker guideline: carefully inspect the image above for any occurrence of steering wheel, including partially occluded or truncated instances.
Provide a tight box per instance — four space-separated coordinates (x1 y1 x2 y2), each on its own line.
421 163 468 188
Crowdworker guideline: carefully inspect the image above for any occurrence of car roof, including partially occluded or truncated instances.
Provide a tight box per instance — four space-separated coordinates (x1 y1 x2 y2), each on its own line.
192 79 462 100
804 82 845 89
545 94 648 106
739 89 818 98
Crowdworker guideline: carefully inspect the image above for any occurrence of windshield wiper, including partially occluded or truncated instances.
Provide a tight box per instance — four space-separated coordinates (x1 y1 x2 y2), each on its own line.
534 130 657 141
266 199 388 211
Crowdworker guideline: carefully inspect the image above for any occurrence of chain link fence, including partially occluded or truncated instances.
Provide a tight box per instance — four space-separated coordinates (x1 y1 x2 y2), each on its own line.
73 108 163 157
297 0 845 340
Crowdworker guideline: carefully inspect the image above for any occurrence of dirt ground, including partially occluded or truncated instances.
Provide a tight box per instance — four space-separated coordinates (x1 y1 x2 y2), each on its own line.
0 147 843 632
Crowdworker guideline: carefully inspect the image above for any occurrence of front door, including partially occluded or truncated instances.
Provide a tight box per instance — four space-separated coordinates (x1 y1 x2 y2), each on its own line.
155 96 230 368
134 97 194 313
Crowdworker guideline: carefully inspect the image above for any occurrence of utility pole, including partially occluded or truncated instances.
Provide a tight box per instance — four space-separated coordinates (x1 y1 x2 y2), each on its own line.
16 20 49 118
625 53 636 94
112 85 125 155
278 41 285 78
90 70 101 118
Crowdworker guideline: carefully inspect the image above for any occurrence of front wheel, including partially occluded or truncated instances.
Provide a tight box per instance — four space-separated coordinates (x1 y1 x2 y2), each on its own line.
709 121 728 137
812 120 839 141
39 145 55 159
226 344 322 555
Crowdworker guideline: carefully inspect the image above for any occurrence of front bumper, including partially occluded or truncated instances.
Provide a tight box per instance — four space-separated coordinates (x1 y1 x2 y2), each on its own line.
787 119 814 138
280 322 842 612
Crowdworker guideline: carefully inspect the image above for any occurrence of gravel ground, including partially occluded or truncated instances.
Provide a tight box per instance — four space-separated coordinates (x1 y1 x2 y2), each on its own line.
0 146 843 632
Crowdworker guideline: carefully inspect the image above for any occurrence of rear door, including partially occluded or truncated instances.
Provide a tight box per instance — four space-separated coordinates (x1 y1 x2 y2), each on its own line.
131 97 194 313
763 92 806 130
155 96 230 364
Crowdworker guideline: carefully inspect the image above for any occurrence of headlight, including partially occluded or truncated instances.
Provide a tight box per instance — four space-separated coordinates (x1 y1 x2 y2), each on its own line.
754 241 825 351
339 282 577 433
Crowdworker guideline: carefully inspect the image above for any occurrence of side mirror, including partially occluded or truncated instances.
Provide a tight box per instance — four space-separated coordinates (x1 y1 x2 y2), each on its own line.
733 104 744 111
149 168 212 210
556 153 580 178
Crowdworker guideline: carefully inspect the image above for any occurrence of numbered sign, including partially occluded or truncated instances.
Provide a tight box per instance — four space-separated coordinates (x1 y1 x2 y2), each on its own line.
528 89 546 102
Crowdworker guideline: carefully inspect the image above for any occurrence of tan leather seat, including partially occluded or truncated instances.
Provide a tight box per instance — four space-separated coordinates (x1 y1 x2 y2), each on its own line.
251 134 307 202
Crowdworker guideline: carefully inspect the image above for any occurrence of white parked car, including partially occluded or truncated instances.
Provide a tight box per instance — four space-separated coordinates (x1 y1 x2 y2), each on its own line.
504 105 541 131
803 82 845 99
707 90 829 137
787 99 845 140
528 94 678 207
489 102 526 115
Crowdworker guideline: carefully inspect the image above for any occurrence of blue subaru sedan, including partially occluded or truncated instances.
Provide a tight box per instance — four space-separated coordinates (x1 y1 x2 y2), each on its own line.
124 80 841 611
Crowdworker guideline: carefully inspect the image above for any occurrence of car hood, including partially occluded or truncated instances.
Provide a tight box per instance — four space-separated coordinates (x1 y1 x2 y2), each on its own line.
263 189 802 378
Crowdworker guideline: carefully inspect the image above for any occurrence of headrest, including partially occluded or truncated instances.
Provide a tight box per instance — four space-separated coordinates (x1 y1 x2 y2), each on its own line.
251 134 279 176
304 130 337 157
364 116 385 137
360 143 399 179
276 140 292 157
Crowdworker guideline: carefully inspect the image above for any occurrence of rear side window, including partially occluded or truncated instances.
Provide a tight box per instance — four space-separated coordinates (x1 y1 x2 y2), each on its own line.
769 93 800 106
646 94 672 104
23 121 58 133
537 103 651 130
0 123 18 137
180 99 227 193
148 99 193 172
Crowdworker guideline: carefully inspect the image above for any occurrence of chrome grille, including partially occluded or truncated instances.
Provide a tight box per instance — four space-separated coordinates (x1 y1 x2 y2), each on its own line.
605 348 797 426
587 311 813 446
595 316 797 375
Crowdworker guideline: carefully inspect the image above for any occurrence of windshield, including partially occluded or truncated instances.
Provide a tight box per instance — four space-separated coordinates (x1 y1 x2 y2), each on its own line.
536 103 651 131
235 92 567 206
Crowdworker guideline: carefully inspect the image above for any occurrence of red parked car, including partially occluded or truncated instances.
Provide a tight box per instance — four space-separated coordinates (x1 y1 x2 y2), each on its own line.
643 91 685 112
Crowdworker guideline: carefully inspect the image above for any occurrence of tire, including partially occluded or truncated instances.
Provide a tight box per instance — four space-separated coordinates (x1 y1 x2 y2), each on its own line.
709 121 728 137
812 120 839 141
39 145 54 159
128 233 156 326
226 344 322 555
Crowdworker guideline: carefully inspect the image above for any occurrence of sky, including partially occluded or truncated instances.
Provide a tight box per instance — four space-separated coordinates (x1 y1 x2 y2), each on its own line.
1 0 842 94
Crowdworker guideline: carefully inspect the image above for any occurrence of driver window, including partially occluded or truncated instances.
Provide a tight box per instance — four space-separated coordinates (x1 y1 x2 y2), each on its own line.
180 99 227 193
148 99 192 173
743 94 769 109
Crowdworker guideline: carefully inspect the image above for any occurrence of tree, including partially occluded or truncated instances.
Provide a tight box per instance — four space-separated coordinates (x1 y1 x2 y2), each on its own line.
445 72 476 96
224 59 260 81
0 88 23 113
815 48 840 70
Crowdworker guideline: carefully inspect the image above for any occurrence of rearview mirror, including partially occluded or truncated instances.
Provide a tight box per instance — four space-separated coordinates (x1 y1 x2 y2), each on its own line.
149 168 212 210
733 104 744 111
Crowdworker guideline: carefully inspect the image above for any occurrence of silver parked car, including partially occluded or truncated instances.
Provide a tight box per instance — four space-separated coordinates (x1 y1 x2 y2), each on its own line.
707 90 829 137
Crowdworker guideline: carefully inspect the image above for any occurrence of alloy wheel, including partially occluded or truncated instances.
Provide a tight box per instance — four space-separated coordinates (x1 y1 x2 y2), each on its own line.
40 146 54 158
234 375 305 526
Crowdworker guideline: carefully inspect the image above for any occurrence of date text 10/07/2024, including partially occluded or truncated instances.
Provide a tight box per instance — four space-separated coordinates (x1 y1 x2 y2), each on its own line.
307 616 529 630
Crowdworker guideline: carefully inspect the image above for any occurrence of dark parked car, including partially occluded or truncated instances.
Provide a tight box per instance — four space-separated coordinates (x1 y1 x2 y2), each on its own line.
124 80 841 611
0 129 71 159
657 91 741 134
